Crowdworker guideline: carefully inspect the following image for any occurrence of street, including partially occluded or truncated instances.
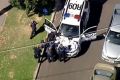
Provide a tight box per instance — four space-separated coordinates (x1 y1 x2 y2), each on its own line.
36 0 120 80
0 0 10 27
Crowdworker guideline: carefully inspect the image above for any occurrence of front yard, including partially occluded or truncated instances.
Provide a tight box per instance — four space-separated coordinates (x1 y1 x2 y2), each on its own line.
0 8 51 80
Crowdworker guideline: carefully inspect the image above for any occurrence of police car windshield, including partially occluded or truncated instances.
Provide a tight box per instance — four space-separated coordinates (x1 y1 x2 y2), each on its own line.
59 23 79 37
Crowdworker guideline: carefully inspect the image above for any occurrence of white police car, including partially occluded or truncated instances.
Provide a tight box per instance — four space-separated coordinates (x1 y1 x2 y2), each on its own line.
44 0 97 57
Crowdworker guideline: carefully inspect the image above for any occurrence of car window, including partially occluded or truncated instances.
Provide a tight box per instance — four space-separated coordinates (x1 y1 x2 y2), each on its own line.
107 30 120 45
59 23 79 38
95 69 113 78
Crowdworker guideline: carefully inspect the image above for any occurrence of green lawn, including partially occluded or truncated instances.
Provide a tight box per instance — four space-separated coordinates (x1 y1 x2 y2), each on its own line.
0 47 36 80
0 8 51 80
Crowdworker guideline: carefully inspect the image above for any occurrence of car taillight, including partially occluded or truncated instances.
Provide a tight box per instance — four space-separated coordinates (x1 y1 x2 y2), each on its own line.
74 15 80 21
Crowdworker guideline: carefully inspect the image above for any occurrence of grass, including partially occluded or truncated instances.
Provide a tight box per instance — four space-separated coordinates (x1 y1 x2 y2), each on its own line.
0 8 51 80
0 8 52 51
0 47 36 80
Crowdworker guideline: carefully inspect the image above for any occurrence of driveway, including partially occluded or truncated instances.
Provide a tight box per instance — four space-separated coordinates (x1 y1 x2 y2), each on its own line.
36 0 120 80
0 0 10 28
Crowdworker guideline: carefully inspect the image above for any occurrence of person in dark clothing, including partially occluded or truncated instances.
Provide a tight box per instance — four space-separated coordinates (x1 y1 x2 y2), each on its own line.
45 41 56 62
47 31 57 41
46 47 53 62
40 40 50 49
33 46 42 59
57 44 66 61
40 40 47 48
65 45 71 53
30 20 37 39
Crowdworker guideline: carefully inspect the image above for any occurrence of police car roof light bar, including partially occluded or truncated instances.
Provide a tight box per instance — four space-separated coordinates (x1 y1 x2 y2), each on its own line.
74 15 81 21
64 13 70 18
64 0 70 19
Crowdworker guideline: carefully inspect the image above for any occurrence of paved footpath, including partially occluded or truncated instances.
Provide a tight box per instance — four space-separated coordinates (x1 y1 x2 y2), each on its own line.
52 11 62 27
0 0 10 30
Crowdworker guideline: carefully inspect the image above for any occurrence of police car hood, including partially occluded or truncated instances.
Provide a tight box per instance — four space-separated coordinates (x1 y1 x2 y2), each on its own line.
56 36 79 53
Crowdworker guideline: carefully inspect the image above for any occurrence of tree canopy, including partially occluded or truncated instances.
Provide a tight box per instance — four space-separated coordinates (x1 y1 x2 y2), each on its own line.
10 0 55 16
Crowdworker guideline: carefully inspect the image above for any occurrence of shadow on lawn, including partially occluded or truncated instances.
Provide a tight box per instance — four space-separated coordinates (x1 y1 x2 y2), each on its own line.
36 24 45 35
30 23 45 39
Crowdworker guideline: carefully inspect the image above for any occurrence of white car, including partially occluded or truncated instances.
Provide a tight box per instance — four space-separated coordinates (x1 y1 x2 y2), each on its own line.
102 4 120 63
44 0 97 57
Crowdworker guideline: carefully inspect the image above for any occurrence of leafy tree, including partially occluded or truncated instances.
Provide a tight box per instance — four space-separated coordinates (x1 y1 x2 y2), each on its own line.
10 0 55 16
10 0 19 7
10 0 25 9
25 0 38 16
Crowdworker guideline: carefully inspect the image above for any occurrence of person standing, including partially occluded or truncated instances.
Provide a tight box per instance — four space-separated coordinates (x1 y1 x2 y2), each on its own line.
46 46 53 62
30 20 37 39
33 46 42 59
45 41 55 62
46 31 57 41
57 44 66 61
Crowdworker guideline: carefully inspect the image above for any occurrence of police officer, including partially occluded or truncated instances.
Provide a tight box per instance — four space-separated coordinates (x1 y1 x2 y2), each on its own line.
45 41 55 62
30 20 37 39
33 46 42 59
47 31 57 41
46 47 52 62
57 44 66 61
65 45 71 53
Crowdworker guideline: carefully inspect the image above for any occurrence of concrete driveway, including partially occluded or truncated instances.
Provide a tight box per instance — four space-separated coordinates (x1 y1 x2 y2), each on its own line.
0 0 10 28
36 0 120 80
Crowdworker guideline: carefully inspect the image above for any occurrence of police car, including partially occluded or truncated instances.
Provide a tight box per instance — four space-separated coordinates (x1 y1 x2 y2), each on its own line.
44 0 97 57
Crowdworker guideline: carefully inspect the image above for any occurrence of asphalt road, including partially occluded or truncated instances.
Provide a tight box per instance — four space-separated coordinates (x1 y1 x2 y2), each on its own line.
36 0 120 80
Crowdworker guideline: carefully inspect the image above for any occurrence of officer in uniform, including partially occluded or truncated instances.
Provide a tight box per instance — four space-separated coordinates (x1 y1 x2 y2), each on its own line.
45 47 52 62
47 31 57 41
45 41 55 62
30 20 37 39
57 44 66 61
33 46 42 59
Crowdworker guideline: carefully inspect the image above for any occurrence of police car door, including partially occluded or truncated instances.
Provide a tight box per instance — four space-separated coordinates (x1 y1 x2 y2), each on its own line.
44 18 57 33
82 26 97 41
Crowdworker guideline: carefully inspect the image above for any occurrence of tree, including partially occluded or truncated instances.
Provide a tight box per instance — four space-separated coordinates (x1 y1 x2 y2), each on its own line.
10 0 55 16
10 0 25 9
25 0 38 16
